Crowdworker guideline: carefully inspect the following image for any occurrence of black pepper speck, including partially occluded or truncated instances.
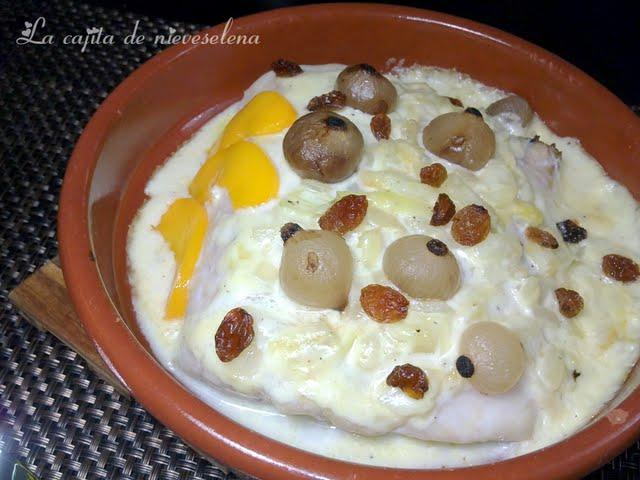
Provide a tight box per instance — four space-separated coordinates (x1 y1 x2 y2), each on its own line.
456 355 475 378
280 222 303 243
556 219 587 244
427 238 448 256
325 115 346 129
464 107 483 118
359 63 378 75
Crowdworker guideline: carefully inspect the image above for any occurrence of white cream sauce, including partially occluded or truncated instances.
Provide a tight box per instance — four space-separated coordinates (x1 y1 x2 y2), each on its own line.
127 65 640 468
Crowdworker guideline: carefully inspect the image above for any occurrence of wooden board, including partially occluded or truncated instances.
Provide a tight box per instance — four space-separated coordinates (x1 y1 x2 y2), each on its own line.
8 258 130 397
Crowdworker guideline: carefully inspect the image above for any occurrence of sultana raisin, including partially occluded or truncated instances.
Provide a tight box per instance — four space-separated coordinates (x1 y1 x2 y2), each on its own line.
386 364 429 399
451 204 491 246
420 163 448 188
280 222 303 243
447 97 463 107
215 308 255 362
370 113 391 140
318 194 368 234
602 254 640 283
360 284 409 323
554 288 584 318
556 219 587 244
307 90 347 111
271 58 303 77
430 193 456 226
525 226 559 249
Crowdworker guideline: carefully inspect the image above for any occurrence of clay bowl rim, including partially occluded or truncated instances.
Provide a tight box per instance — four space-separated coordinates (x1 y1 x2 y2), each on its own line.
58 3 640 480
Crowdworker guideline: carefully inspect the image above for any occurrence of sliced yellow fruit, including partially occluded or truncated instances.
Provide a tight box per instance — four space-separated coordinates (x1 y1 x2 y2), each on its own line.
189 140 279 208
156 92 293 318
156 197 208 319
219 91 297 150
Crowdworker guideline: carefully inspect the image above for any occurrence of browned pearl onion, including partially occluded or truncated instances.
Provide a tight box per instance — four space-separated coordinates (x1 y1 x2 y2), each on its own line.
279 230 353 309
383 235 460 300
283 111 364 183
335 64 398 114
422 111 496 171
459 322 525 395
486 95 533 127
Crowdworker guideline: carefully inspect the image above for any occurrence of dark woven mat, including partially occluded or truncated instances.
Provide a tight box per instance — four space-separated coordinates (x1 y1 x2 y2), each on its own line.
0 1 638 478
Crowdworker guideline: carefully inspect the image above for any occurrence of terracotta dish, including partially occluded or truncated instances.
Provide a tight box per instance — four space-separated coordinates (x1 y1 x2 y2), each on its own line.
58 4 640 479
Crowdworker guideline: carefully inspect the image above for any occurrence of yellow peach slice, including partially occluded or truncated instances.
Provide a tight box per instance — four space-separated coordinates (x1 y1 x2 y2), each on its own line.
189 141 279 208
219 91 297 150
156 197 208 319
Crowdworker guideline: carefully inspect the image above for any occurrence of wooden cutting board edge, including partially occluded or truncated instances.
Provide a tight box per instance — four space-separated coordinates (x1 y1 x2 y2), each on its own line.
8 257 130 397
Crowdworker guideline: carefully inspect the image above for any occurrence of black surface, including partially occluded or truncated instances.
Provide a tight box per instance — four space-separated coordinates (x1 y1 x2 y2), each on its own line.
86 0 640 107
0 0 639 478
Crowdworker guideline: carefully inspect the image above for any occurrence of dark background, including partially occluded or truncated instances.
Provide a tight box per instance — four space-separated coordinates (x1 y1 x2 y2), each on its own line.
86 0 640 107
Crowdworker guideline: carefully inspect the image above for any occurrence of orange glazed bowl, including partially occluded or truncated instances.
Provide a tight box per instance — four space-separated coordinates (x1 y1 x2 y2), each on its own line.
58 4 640 479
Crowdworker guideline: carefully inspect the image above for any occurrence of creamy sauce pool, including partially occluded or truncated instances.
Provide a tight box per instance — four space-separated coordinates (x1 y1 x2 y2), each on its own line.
127 64 640 468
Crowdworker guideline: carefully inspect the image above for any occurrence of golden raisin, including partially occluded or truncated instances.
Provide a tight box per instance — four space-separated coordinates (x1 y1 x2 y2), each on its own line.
215 308 255 362
602 254 640 283
271 58 303 77
360 284 409 323
386 364 429 399
307 90 346 111
318 194 368 234
525 226 559 249
451 204 491 246
554 288 584 318
430 193 456 226
420 163 448 187
370 113 391 140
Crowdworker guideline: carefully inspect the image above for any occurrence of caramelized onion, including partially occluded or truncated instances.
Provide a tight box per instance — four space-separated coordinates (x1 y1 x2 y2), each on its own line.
283 111 364 183
335 64 398 114
280 230 353 309
383 235 460 300
459 322 525 395
422 111 495 171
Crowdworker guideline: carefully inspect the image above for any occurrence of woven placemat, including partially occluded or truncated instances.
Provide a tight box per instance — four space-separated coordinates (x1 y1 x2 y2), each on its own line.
0 1 638 478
